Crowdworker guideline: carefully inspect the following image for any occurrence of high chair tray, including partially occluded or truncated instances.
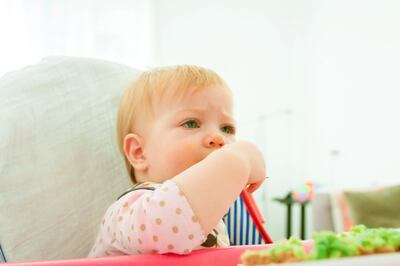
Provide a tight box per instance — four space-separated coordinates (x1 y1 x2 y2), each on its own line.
6 241 400 266
3 244 271 266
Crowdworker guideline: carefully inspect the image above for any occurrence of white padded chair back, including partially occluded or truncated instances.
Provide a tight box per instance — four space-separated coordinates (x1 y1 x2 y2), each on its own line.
0 57 139 262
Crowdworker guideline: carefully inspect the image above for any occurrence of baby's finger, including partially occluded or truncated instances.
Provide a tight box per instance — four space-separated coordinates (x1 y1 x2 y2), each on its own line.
246 181 262 193
246 177 269 193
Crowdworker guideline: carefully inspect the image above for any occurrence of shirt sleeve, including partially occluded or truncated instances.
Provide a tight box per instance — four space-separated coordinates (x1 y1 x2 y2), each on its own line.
92 180 207 256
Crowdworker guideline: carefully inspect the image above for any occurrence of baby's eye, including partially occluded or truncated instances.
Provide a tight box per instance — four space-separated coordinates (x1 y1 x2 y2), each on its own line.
182 119 200 129
221 125 236 135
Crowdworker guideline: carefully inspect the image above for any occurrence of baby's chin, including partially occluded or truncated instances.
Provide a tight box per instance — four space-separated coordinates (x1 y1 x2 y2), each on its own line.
170 157 207 177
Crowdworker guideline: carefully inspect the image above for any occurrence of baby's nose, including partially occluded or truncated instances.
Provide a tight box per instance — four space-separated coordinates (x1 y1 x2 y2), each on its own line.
204 133 225 148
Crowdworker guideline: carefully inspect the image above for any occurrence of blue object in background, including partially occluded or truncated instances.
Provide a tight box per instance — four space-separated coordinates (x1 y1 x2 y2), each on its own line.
224 196 264 245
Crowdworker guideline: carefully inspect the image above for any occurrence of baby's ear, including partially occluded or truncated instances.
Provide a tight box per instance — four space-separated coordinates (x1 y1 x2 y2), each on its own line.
123 133 148 171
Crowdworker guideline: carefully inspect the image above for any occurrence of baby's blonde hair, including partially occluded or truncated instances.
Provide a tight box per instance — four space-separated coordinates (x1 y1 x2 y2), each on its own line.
116 65 229 184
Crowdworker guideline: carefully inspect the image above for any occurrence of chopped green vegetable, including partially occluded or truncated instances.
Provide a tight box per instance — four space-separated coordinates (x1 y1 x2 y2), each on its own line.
241 225 400 265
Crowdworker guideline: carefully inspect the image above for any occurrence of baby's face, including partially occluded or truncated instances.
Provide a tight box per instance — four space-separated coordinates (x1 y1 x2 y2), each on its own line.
142 85 236 183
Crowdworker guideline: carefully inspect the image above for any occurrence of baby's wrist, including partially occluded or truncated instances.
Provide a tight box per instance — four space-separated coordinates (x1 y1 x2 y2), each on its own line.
214 145 251 181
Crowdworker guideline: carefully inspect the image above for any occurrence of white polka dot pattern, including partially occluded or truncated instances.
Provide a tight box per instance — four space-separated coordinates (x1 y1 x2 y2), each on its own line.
88 180 228 257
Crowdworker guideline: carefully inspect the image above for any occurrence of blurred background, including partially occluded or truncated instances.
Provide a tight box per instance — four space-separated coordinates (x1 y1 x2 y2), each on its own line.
1 0 400 241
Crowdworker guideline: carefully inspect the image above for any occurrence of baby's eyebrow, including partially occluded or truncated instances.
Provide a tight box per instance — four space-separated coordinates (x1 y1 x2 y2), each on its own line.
174 108 236 124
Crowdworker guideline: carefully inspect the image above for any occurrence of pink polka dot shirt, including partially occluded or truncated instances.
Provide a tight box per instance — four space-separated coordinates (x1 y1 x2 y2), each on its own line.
88 180 229 257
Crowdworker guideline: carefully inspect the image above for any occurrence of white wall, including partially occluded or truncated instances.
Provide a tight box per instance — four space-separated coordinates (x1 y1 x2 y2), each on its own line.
153 0 400 240
304 0 400 187
0 0 155 76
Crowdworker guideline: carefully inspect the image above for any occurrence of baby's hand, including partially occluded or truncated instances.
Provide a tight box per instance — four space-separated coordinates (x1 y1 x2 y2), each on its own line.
223 141 266 191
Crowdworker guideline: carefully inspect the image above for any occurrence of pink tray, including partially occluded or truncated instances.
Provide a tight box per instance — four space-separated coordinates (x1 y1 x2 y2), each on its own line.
4 241 314 266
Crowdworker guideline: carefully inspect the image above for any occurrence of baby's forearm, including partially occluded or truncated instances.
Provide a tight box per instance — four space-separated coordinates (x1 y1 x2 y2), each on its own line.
172 147 250 234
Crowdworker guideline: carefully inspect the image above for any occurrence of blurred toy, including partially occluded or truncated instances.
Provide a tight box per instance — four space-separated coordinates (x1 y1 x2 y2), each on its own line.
291 181 314 204
274 181 315 239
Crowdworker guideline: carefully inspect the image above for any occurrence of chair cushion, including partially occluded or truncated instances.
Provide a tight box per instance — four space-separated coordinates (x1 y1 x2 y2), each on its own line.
0 57 138 262
343 185 400 228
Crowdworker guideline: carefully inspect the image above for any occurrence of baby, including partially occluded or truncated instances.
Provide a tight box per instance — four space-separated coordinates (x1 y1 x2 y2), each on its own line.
88 65 266 257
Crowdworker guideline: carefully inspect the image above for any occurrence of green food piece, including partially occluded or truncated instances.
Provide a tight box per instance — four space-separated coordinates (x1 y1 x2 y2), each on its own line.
241 225 400 265
350 224 368 234
349 226 400 251
268 237 308 262
311 230 360 259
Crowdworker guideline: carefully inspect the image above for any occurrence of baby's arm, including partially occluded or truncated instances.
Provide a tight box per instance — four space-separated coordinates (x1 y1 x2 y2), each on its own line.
172 141 265 235
90 181 207 256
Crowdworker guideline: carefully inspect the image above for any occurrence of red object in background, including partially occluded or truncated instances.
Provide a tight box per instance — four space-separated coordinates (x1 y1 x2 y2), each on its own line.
240 189 274 244
5 242 314 266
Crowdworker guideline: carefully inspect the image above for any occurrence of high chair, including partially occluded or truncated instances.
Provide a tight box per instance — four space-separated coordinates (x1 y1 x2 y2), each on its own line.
0 57 272 265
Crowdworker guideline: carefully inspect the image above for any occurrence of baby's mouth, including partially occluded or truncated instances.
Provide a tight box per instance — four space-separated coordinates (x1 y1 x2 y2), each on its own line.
197 150 215 162
194 154 209 165
194 157 206 165
193 148 221 165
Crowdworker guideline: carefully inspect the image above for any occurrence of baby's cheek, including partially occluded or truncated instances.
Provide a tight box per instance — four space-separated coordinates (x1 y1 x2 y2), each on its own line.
170 142 201 170
181 142 198 153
